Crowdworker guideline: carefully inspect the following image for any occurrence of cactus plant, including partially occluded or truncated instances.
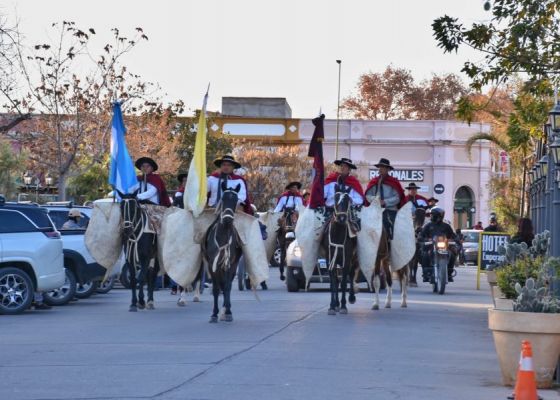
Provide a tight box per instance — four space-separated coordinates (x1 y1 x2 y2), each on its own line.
513 278 560 313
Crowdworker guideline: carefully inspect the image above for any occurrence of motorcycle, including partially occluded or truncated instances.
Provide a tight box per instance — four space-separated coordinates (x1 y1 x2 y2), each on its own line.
423 235 456 295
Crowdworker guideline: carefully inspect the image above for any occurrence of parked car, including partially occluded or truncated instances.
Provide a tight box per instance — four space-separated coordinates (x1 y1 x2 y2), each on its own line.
0 196 65 314
285 239 367 292
461 229 483 265
42 204 108 304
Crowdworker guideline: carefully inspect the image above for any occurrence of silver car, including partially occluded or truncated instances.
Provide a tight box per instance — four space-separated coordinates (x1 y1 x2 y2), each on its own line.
461 229 483 265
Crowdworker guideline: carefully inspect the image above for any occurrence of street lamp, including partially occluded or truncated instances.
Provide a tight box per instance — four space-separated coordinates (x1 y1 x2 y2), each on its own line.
550 135 560 166
536 163 544 181
23 171 33 186
528 167 535 185
549 100 560 134
540 154 549 178
45 173 53 186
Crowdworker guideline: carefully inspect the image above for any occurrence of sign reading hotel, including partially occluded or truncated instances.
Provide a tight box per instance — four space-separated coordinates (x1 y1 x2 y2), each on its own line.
369 169 424 182
478 232 510 271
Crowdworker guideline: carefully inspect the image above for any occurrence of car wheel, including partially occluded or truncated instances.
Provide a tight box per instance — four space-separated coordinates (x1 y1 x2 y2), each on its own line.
0 268 34 315
44 268 77 306
286 268 300 292
270 246 282 267
75 280 98 299
96 276 115 294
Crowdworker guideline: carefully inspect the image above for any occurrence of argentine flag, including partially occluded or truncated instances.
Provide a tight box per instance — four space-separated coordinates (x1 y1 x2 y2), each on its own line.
108 102 137 194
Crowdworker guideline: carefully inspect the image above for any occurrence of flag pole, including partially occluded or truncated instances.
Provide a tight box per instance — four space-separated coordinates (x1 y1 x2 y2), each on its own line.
335 59 342 160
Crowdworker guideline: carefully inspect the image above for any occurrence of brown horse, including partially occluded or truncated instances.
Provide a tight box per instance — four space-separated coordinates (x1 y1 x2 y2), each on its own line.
371 228 409 310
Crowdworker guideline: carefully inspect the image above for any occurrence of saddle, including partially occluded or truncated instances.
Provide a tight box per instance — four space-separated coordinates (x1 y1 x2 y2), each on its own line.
140 204 167 235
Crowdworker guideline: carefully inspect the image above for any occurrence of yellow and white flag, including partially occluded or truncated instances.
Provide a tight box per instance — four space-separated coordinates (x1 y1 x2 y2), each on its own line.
185 89 208 216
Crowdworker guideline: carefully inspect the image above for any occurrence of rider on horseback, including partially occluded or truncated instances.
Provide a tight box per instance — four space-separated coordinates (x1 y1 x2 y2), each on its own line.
404 183 429 212
324 158 364 231
134 157 171 207
365 158 405 240
274 182 304 212
207 155 254 215
418 207 458 283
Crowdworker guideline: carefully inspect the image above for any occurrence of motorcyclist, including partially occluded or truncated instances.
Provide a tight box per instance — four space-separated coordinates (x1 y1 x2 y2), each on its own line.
418 207 459 283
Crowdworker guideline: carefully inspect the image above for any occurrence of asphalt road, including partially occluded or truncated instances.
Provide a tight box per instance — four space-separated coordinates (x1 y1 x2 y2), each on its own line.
2 266 559 400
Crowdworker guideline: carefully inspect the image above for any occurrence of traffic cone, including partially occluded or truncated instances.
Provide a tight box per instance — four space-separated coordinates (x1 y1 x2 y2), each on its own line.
511 340 539 400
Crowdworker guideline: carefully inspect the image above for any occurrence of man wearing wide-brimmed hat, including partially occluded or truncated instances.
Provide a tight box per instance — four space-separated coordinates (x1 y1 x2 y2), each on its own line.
365 158 405 239
173 172 188 208
134 157 171 207
404 182 429 210
274 181 304 213
324 158 365 207
207 155 254 215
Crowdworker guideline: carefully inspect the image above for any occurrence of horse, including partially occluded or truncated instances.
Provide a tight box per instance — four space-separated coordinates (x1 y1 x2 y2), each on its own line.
407 207 426 287
322 182 357 315
276 206 298 281
176 266 203 306
203 181 243 323
117 190 159 312
372 219 409 310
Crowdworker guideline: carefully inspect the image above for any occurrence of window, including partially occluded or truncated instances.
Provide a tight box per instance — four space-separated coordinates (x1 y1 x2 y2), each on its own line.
49 210 89 230
0 210 37 233
463 231 480 243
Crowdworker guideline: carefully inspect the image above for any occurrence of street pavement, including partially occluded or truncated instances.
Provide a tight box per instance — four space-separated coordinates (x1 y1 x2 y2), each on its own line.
2 266 560 400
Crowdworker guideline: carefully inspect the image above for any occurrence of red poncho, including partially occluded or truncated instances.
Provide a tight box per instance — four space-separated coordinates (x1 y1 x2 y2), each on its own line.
137 173 171 207
210 171 254 215
365 175 406 208
324 172 365 200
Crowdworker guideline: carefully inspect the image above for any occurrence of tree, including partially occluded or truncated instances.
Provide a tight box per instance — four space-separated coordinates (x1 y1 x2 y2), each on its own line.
174 114 233 174
66 154 111 203
0 139 26 199
341 66 468 120
0 21 182 200
432 0 560 92
232 143 312 211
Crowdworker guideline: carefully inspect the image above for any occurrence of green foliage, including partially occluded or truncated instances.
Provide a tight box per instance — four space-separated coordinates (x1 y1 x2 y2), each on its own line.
496 256 542 299
174 115 233 174
433 0 560 92
513 278 560 313
0 140 26 199
66 155 111 203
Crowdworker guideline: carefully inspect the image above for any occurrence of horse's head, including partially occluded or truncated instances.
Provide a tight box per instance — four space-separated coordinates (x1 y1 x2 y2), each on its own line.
282 206 297 230
218 181 240 226
116 189 141 237
333 183 352 225
413 207 426 228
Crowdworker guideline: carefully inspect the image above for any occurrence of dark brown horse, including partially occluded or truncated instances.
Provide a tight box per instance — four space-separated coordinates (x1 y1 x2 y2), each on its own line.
407 208 426 287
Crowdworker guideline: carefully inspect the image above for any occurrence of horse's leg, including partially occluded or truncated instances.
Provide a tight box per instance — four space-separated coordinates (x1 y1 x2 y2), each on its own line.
372 272 381 311
177 285 187 307
128 260 138 312
328 266 337 315
340 265 348 314
210 275 219 323
146 258 157 310
137 260 147 310
384 261 393 309
223 267 234 322
279 234 286 281
399 267 408 308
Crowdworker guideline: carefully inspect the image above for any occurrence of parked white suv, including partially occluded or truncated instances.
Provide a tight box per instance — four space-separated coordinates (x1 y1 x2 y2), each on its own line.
0 197 65 314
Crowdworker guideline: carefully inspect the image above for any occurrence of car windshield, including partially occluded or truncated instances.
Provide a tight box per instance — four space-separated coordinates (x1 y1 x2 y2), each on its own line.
48 210 89 230
463 231 480 243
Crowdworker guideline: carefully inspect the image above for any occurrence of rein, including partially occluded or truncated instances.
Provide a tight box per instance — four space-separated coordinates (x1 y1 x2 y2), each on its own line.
122 199 150 269
210 189 237 272
328 192 352 271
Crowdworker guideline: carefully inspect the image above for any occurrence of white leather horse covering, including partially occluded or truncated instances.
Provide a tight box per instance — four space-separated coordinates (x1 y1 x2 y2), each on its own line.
85 202 122 276
257 211 282 261
160 208 269 288
356 200 383 284
390 202 416 271
294 207 325 285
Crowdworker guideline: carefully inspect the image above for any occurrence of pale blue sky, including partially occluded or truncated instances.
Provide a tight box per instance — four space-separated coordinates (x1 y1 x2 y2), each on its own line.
2 0 489 117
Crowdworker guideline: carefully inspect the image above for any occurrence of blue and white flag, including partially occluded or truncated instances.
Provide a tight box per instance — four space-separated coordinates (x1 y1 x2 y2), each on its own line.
108 102 137 194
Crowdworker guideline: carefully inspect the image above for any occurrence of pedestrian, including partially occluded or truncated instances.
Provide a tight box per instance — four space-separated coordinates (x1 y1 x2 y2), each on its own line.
473 221 484 230
510 218 534 248
173 172 188 208
484 216 501 232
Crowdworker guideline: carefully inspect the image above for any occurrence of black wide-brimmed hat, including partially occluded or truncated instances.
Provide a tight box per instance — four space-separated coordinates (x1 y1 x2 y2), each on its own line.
374 158 394 170
285 181 302 190
428 197 439 203
334 157 357 170
213 155 241 169
177 172 188 183
135 157 158 172
405 182 420 190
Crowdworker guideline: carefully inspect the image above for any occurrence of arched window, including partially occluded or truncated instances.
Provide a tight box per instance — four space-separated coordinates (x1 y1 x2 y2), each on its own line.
454 186 475 229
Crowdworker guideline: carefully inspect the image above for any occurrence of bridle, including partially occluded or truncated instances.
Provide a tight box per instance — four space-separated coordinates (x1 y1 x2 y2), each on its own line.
211 188 238 272
121 197 150 268
328 190 352 271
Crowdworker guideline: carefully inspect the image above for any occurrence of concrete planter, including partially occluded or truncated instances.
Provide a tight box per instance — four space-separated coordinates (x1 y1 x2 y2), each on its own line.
494 298 513 311
488 308 560 388
487 270 497 285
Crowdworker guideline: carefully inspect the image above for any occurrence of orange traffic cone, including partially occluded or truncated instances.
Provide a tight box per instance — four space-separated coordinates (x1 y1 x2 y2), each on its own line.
511 340 539 400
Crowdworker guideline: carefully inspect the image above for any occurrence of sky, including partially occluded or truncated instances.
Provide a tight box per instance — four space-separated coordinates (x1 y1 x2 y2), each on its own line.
1 0 490 118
